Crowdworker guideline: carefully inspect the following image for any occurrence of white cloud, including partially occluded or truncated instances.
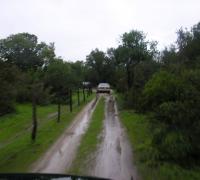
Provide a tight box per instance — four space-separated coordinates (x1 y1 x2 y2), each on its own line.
0 0 199 60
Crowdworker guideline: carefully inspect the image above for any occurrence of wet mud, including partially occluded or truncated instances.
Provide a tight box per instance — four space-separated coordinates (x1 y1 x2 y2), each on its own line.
90 95 139 180
31 95 138 180
31 99 98 173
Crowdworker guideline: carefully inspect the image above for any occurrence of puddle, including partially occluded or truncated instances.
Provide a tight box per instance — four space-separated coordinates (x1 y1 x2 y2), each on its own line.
31 99 97 173
90 95 139 180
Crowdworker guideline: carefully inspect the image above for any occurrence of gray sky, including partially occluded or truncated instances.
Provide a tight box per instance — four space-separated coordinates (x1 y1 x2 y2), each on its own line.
0 0 199 61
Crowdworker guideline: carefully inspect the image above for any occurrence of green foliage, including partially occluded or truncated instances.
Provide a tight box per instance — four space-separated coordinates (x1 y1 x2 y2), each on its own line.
116 21 200 172
0 97 94 172
120 109 200 180
115 30 158 89
161 45 179 66
0 81 15 115
0 33 55 71
85 48 115 85
142 70 200 165
70 61 85 87
0 32 56 116
44 59 73 103
142 71 179 111
177 23 200 64
0 32 88 116
0 62 19 115
123 60 160 109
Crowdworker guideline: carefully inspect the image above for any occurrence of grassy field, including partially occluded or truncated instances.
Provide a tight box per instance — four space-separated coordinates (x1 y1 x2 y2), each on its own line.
120 110 200 180
70 89 89 108
69 97 105 175
0 94 94 172
0 104 57 144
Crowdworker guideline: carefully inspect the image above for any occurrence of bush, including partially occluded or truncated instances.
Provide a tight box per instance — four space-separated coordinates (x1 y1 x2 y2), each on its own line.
119 61 160 110
152 102 192 163
0 62 18 116
0 81 16 116
142 70 200 165
141 71 180 111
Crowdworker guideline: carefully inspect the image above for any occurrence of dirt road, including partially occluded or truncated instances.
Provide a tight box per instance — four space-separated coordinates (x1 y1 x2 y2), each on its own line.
31 95 138 180
31 99 98 173
89 95 139 180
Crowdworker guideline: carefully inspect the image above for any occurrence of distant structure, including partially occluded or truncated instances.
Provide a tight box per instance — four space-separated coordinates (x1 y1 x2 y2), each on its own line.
82 81 91 88
82 81 92 94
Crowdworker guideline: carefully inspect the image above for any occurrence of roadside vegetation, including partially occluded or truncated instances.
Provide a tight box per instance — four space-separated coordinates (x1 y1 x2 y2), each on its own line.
119 107 200 180
109 22 200 179
0 95 94 172
0 33 92 141
69 97 105 175
0 104 56 144
86 22 200 179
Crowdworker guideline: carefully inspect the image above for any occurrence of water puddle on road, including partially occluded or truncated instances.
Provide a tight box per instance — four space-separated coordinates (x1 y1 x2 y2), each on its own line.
90 95 139 180
31 99 98 173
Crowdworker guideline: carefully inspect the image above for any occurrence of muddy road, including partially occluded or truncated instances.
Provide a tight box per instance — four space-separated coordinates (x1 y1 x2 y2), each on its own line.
31 95 138 180
31 99 98 173
89 95 139 180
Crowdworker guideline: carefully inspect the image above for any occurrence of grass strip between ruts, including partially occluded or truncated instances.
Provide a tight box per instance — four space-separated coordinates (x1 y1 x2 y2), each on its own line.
69 96 105 175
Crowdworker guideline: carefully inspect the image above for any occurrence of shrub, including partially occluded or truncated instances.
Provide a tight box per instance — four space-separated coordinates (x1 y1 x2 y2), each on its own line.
0 62 18 116
142 70 200 165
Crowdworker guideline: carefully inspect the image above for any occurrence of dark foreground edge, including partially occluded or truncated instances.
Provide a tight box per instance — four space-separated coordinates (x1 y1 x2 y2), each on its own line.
0 173 111 180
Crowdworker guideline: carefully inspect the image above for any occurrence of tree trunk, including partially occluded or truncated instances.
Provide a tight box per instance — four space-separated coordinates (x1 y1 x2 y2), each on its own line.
83 88 86 102
126 65 132 90
31 97 37 141
87 89 89 97
89 87 92 95
77 89 80 106
69 89 73 112
57 102 61 123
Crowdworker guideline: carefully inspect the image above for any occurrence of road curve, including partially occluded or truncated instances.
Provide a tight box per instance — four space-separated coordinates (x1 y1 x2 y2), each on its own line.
30 98 98 173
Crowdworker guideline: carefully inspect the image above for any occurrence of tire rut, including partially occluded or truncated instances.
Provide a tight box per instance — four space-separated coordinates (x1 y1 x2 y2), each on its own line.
90 95 139 180
30 98 98 173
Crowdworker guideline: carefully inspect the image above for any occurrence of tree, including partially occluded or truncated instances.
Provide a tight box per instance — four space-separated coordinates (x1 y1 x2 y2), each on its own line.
141 70 200 165
19 69 49 141
115 30 157 90
0 33 54 140
141 71 179 111
45 59 73 122
176 22 200 67
38 42 56 68
86 49 108 85
130 60 160 109
0 61 19 115
0 33 55 71
69 61 86 88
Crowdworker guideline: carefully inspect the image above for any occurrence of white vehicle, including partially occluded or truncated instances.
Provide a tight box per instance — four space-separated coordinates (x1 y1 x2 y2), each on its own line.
97 83 111 93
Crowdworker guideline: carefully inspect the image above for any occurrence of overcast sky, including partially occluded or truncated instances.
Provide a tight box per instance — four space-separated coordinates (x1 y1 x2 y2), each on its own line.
0 0 199 61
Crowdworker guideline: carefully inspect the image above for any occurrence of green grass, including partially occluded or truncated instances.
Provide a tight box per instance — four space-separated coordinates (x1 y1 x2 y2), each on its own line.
72 89 89 107
69 97 105 175
0 94 94 172
0 104 57 143
120 110 200 180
